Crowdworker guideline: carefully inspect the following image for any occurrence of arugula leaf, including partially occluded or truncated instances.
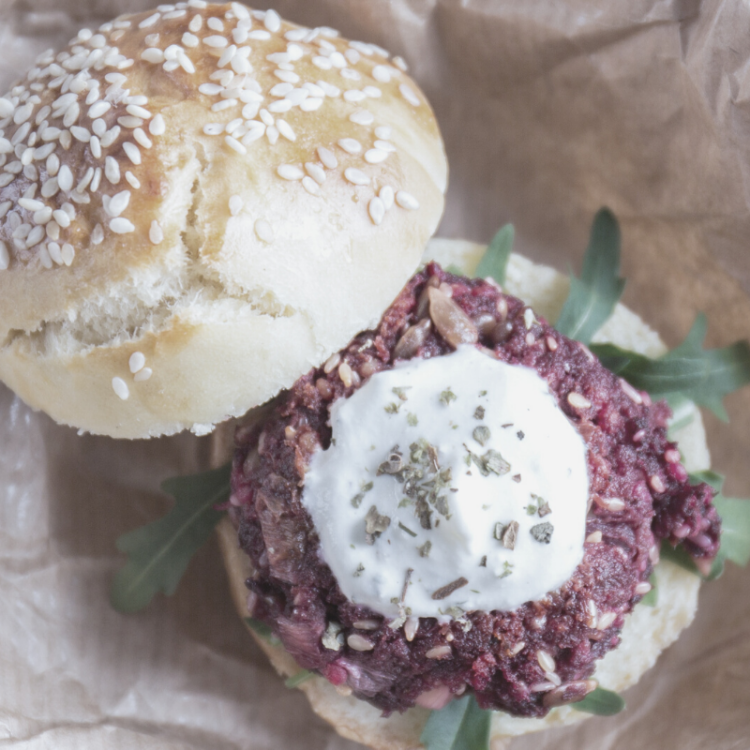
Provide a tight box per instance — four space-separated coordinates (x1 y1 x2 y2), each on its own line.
420 695 491 750
555 208 625 344
475 223 514 286
573 687 625 716
110 464 229 613
590 315 750 421
285 670 315 688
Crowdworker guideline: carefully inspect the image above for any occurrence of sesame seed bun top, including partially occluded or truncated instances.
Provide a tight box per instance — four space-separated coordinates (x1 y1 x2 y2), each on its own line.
0 1 447 439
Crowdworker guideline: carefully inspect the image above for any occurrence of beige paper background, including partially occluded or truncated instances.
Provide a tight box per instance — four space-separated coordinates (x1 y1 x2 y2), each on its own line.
0 1 749 748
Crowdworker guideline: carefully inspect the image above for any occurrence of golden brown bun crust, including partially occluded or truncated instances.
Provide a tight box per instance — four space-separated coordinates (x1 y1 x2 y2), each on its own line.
217 241 706 749
0 2 447 438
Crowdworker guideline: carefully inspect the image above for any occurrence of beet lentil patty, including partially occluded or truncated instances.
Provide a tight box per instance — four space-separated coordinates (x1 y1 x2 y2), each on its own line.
229 263 720 717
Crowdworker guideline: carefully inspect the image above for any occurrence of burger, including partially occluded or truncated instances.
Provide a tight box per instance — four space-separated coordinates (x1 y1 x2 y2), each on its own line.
0 4 744 750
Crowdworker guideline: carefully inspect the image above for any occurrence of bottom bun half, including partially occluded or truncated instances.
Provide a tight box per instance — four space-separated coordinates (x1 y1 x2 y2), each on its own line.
216 238 707 750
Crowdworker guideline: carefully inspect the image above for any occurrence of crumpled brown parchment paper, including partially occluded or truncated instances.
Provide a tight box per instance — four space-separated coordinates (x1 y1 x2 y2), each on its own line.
0 1 749 749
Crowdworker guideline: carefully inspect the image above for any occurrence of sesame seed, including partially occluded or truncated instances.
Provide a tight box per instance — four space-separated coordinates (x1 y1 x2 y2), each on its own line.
372 65 391 82
301 176 319 194
344 167 370 185
106 190 130 217
182 32 199 47
110 217 135 234
264 8 281 32
33 207 53 225
0 138 11 154
91 224 104 244
338 138 362 154
344 89 366 103
650 475 666 493
134 367 153 382
270 82 294 97
149 220 164 244
211 99 237 112
225 135 246 154
0 99 14 119
203 123 224 135
305 162 326 184
340 68 361 81
364 148 388 164
374 140 396 152
312 56 332 70
594 495 626 512
393 56 408 71
14 102 34 125
266 126 279 145
90 136 102 159
635 581 652 595
276 119 296 141
52 209 70 228
396 190 419 210
567 392 591 409
207 17 224 31
189 14 203 32
88 100 111 118
118 116 143 129
70 125 91 142
317 146 338 169
38 246 52 269
619 379 643 404
58 165 73 192
399 84 420 107
248 30 270 41
105 156 120 184
285 88 308 106
61 243 74 266
218 46 237 68
129 351 146 373
46 221 60 240
141 48 165 64
163 9 187 19
139 13 161 29
300 97 323 111
48 242 62 265
0 201 10 219
122 142 141 165
345 48 360 65
349 110 374 126
229 195 243 215
133 128 152 149
254 219 273 242
112 377 130 400
125 171 141 189
241 124 265 145
77 168 94 192
368 196 385 225
586 531 603 543
277 164 303 180
26 225 45 247
275 69 299 84
204 35 229 48
425 645 452 660
347 634 374 652
596 612 617 631
268 100 292 113
149 114 166 136
317 80 340 97
127 104 152 120
18 198 44 212
537 650 556 674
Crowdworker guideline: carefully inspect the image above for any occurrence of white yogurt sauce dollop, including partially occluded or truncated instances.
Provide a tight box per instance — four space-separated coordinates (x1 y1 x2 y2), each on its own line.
302 345 589 620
